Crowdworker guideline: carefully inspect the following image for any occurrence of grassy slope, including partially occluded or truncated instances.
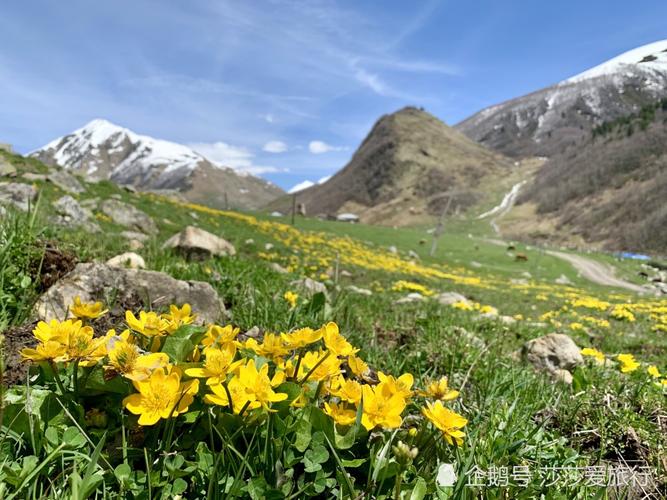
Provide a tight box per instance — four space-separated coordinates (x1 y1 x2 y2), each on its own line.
1 151 666 497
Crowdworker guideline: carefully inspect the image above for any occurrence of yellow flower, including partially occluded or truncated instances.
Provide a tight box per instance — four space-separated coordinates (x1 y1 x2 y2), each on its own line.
328 375 362 404
63 324 105 365
321 323 356 357
202 325 239 350
647 365 661 378
617 353 640 373
123 368 199 426
298 350 341 382
242 333 289 361
324 402 356 426
205 359 287 413
163 304 195 333
422 401 467 446
106 334 170 381
581 347 605 365
360 384 406 431
33 319 81 343
347 354 369 377
21 340 67 362
281 327 322 350
421 376 459 401
377 372 414 399
610 306 636 322
185 344 240 385
125 311 170 337
70 296 108 320
284 291 299 309
569 322 585 331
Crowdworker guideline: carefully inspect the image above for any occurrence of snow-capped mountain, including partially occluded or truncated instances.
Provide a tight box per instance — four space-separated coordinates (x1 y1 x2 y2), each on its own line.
287 176 331 194
32 119 284 210
456 40 667 158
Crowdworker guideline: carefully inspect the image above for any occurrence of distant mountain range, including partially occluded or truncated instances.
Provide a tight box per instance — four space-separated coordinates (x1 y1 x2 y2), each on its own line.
456 40 667 158
457 40 667 253
269 106 514 226
31 119 284 210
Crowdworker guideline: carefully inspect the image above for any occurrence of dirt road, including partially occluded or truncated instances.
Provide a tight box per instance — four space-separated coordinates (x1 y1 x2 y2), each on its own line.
545 250 648 293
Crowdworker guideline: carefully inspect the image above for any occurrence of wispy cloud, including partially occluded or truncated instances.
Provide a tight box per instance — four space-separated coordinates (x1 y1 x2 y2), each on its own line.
263 140 288 153
188 141 286 175
309 140 347 154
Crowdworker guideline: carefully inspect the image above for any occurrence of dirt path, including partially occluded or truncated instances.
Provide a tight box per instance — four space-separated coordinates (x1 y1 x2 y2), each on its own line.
480 237 648 293
544 250 648 293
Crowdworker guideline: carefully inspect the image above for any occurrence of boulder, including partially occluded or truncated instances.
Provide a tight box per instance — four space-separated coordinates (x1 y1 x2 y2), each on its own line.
162 226 236 261
346 285 373 296
388 245 398 254
289 277 327 296
100 199 157 234
0 182 38 211
21 173 48 182
436 292 469 306
106 252 145 269
520 333 583 382
46 169 85 194
52 195 100 232
35 262 222 324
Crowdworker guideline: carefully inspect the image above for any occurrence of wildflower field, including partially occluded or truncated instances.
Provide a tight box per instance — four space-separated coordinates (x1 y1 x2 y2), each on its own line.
0 153 666 498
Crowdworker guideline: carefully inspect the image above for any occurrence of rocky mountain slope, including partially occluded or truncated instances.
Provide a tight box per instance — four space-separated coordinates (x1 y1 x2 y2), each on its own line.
269 107 515 225
31 119 284 210
456 40 667 158
505 99 667 253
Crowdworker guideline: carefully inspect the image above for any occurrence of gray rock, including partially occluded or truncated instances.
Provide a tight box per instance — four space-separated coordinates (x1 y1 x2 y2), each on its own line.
511 278 528 285
80 198 99 208
47 169 85 194
101 199 157 234
408 250 420 260
128 239 144 251
0 158 16 177
340 270 353 278
269 262 289 274
120 230 150 242
470 261 482 268
106 252 145 269
436 292 469 306
52 195 100 232
521 333 583 382
163 226 236 261
388 245 398 254
289 277 327 296
21 172 48 182
346 285 373 296
394 292 424 304
0 182 38 211
35 262 222 324
555 274 573 285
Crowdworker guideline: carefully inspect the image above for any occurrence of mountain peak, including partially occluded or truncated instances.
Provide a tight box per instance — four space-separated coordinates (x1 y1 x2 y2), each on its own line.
565 39 667 83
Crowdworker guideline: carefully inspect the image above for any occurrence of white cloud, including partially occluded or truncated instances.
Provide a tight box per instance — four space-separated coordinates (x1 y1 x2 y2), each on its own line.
288 180 315 193
263 140 288 153
263 114 275 123
188 141 285 176
309 140 346 154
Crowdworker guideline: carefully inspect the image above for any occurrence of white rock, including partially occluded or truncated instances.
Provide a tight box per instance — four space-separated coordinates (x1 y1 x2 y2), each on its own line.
106 252 145 269
163 226 236 261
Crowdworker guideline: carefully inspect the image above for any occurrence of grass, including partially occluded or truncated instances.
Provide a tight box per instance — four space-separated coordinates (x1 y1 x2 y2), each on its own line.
0 154 665 498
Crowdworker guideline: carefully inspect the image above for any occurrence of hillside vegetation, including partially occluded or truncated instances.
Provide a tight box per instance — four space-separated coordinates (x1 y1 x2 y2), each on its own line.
269 107 515 226
514 100 667 253
0 151 666 498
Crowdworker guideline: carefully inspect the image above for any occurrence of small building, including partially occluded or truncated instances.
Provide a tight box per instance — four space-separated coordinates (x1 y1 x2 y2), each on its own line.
336 213 359 223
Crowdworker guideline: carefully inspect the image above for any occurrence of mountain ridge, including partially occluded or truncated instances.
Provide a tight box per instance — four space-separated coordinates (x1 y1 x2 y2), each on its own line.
31 119 284 210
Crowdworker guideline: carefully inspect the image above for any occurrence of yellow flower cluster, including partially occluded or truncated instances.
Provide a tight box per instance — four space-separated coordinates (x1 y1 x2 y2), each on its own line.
581 347 666 386
22 300 468 444
391 280 435 296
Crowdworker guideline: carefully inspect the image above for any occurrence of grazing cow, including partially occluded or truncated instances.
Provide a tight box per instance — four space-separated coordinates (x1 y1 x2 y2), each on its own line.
515 253 528 262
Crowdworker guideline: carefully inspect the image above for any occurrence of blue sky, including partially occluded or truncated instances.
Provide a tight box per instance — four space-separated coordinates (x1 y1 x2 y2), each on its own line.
1 0 666 190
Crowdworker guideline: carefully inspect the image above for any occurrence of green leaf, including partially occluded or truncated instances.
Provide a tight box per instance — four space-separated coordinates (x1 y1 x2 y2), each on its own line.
172 478 188 495
161 324 206 362
294 408 313 452
409 477 428 500
114 463 131 484
340 458 366 468
272 382 302 414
